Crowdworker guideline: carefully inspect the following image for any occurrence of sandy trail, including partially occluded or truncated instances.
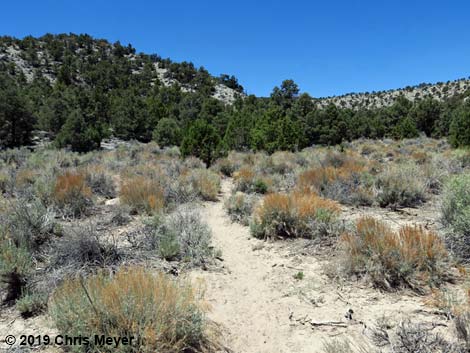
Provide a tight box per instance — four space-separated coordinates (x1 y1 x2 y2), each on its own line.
194 179 331 353
193 179 451 353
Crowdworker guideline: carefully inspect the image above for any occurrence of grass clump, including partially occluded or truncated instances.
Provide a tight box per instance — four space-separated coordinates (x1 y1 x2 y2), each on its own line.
233 167 270 194
298 162 373 206
441 174 470 262
224 192 259 226
16 291 47 318
375 163 427 208
53 171 93 217
120 176 165 214
187 169 220 201
340 217 450 292
0 235 32 303
49 267 217 353
250 191 340 239
148 205 214 266
83 166 116 198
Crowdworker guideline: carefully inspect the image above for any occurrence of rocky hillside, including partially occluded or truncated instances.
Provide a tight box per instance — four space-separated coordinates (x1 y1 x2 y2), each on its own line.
316 78 470 110
0 34 243 104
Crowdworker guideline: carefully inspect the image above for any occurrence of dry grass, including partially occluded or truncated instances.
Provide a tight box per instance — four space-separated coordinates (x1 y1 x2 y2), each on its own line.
233 166 270 194
15 168 37 188
187 169 220 201
224 192 259 225
53 171 93 217
120 176 165 214
251 190 340 239
50 266 219 353
375 163 428 208
340 217 450 291
297 156 372 205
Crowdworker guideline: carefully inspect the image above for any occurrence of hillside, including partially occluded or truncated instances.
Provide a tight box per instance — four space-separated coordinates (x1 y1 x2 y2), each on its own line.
316 78 470 110
0 33 243 104
1 33 470 156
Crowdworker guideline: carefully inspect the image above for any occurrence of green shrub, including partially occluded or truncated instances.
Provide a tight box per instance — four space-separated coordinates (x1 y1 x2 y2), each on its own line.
0 235 32 303
55 109 102 153
340 217 450 292
224 192 258 226
187 169 220 201
152 118 181 147
137 206 214 266
375 163 427 208
49 267 217 353
251 191 341 239
181 119 221 166
7 198 58 251
16 291 47 318
441 174 470 261
449 106 470 148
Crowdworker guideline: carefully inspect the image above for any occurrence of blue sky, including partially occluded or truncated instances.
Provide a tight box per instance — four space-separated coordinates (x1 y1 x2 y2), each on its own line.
2 0 469 97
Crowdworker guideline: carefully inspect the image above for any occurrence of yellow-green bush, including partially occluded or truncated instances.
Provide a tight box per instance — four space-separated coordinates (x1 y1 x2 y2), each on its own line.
50 267 217 353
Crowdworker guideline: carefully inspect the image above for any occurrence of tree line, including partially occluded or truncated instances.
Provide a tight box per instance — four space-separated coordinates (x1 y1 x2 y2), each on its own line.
1 34 470 165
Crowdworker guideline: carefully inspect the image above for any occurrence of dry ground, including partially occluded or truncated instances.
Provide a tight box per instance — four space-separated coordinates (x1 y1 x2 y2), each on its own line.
0 178 459 353
191 179 454 353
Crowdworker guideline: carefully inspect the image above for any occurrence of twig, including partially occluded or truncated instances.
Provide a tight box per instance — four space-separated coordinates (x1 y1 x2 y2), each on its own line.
310 321 348 328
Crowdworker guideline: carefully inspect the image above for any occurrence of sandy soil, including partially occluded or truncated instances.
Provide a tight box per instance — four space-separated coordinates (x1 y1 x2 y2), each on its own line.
192 179 453 353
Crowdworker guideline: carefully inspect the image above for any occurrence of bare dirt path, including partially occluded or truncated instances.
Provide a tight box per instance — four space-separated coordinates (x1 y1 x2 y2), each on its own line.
192 179 451 353
194 178 320 353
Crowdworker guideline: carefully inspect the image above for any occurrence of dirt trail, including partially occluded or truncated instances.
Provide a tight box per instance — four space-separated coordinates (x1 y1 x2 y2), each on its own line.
193 179 450 353
194 179 319 353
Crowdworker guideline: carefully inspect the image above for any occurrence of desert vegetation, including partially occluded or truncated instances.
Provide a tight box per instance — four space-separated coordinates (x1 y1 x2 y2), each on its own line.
2 33 470 353
0 143 222 352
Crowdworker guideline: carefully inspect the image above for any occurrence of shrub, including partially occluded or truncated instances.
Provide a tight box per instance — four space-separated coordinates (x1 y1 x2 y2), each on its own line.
158 205 213 266
298 161 373 206
187 169 220 201
224 192 259 226
53 172 93 217
7 198 58 251
375 163 427 208
212 157 236 177
16 291 47 318
234 167 270 194
441 174 470 261
251 191 340 239
83 166 116 199
50 225 121 270
340 217 450 291
0 235 32 303
49 267 216 353
120 176 165 214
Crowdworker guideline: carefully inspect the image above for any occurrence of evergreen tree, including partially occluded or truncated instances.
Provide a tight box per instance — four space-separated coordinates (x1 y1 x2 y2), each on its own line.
449 104 470 148
408 98 441 136
0 82 34 149
181 119 221 165
152 118 181 147
55 109 101 152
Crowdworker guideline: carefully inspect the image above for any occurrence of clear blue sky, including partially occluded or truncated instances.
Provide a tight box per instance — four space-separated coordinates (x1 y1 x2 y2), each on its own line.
2 0 469 97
